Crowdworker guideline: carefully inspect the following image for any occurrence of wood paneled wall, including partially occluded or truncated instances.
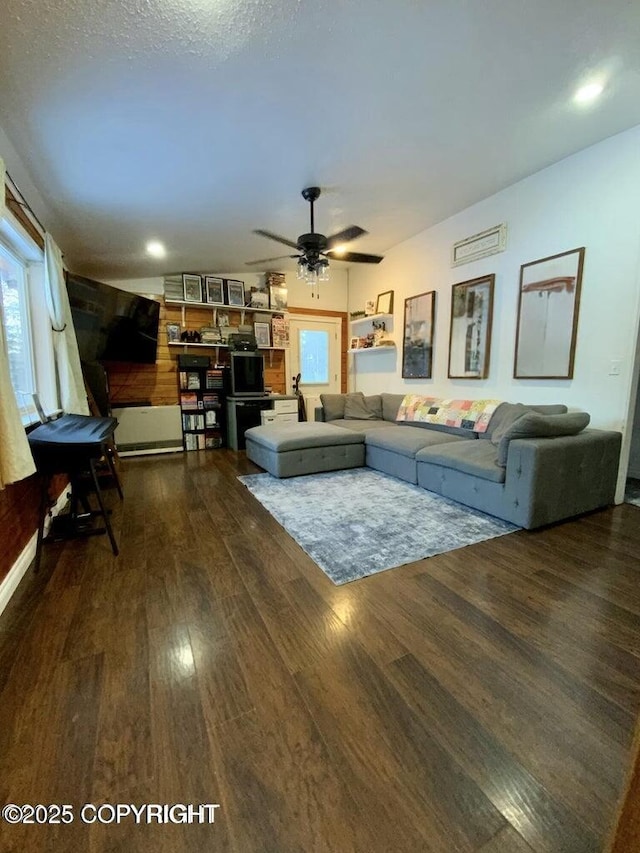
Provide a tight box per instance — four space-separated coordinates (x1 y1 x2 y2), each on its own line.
106 303 347 406
0 474 66 583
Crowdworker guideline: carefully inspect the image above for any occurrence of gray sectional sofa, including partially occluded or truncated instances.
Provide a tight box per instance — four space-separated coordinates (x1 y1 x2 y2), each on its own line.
313 392 621 529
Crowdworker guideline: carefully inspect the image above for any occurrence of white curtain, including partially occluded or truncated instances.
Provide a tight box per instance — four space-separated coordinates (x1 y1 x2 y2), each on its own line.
44 233 89 415
0 299 36 488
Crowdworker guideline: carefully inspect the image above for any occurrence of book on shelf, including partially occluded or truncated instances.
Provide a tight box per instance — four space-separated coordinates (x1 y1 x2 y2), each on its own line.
206 370 225 389
182 413 205 431
272 316 290 348
202 393 220 408
186 371 201 389
180 392 199 410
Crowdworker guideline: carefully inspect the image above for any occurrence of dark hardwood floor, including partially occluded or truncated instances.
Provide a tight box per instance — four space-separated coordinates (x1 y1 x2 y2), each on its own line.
1 449 639 852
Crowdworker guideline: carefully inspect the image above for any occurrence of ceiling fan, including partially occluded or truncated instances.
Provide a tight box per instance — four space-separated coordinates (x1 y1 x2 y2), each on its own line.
246 187 384 284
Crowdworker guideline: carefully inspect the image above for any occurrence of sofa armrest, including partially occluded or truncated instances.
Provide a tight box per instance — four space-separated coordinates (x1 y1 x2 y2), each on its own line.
504 429 621 528
314 406 325 422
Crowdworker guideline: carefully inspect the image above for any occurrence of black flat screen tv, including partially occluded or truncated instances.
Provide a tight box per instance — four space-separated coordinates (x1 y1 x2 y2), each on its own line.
229 352 265 396
66 273 160 365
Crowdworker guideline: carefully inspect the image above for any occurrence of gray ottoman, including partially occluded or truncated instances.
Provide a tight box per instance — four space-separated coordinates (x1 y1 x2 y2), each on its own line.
245 422 365 478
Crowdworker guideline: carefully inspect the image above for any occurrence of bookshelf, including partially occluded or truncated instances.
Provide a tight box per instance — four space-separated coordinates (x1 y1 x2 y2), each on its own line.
177 356 228 450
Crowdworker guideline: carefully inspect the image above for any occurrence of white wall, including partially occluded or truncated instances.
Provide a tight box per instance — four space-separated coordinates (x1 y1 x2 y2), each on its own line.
107 268 349 312
349 126 640 428
349 125 640 499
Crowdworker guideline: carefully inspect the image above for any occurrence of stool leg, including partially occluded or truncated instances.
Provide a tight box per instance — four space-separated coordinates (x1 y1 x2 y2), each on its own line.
104 441 124 500
33 474 49 573
89 459 119 556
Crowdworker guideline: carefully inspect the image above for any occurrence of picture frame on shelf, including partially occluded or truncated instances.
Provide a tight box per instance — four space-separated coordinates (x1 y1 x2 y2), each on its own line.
349 336 360 350
205 276 225 305
226 279 245 307
364 300 376 316
448 274 495 379
249 288 269 309
514 247 585 379
217 311 230 327
254 321 271 348
375 290 394 315
183 274 203 303
166 322 181 343
269 284 288 311
402 290 436 379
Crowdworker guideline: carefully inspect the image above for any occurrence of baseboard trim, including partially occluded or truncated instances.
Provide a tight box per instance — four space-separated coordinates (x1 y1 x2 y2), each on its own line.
0 488 68 618
117 446 183 457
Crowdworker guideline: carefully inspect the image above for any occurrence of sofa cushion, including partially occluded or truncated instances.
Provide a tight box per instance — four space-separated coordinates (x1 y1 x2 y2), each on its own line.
381 393 406 422
344 392 378 420
496 411 591 466
416 440 506 483
245 421 364 452
365 394 383 419
329 419 395 433
482 402 569 440
365 425 466 458
320 393 345 421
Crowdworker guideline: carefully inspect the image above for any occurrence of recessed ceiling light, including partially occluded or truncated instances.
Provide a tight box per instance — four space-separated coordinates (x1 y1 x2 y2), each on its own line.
574 82 604 105
146 240 166 258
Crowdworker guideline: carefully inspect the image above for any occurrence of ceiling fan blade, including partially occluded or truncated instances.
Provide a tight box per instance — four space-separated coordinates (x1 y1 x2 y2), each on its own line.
245 254 300 266
253 229 299 250
325 250 384 264
325 225 367 250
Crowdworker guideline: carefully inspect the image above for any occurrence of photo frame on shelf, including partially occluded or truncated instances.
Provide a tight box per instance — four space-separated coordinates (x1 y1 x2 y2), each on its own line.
402 290 436 379
349 336 360 350
448 274 495 379
269 284 288 311
205 276 225 305
254 321 271 348
183 274 203 303
514 247 585 379
166 322 181 343
375 290 394 315
226 279 245 307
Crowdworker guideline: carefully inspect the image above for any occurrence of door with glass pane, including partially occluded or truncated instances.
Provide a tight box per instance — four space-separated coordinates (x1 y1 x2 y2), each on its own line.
289 316 341 418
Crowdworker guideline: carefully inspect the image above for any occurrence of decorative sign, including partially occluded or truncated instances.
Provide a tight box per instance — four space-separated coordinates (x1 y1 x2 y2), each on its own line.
452 224 507 267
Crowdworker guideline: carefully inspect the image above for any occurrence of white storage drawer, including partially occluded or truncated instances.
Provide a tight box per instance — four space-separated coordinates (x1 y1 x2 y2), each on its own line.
260 411 278 425
278 413 299 423
272 398 298 414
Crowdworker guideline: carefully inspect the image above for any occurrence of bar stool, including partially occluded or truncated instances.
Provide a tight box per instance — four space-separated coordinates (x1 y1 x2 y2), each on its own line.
28 414 123 572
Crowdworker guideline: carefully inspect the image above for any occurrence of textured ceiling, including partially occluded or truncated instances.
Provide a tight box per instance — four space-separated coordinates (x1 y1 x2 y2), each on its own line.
1 0 639 279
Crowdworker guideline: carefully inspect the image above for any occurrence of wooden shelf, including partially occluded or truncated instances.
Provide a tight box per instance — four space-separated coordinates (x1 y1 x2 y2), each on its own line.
165 300 288 315
348 343 396 354
168 342 287 351
349 312 393 327
169 341 228 348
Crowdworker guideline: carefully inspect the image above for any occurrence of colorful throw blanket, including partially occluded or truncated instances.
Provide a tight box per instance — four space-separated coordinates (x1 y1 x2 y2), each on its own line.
396 396 502 433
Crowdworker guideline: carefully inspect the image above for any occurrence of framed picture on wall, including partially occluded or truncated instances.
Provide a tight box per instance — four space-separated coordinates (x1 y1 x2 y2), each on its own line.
514 247 585 379
183 274 203 303
205 276 225 305
448 274 495 379
402 290 436 379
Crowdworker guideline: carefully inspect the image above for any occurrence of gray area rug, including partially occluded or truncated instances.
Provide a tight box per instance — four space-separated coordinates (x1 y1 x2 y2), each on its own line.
238 468 518 584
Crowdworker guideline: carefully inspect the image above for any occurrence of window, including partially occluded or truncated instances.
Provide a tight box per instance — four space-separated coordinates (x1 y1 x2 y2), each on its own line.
0 241 35 413
0 212 54 423
299 329 329 384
